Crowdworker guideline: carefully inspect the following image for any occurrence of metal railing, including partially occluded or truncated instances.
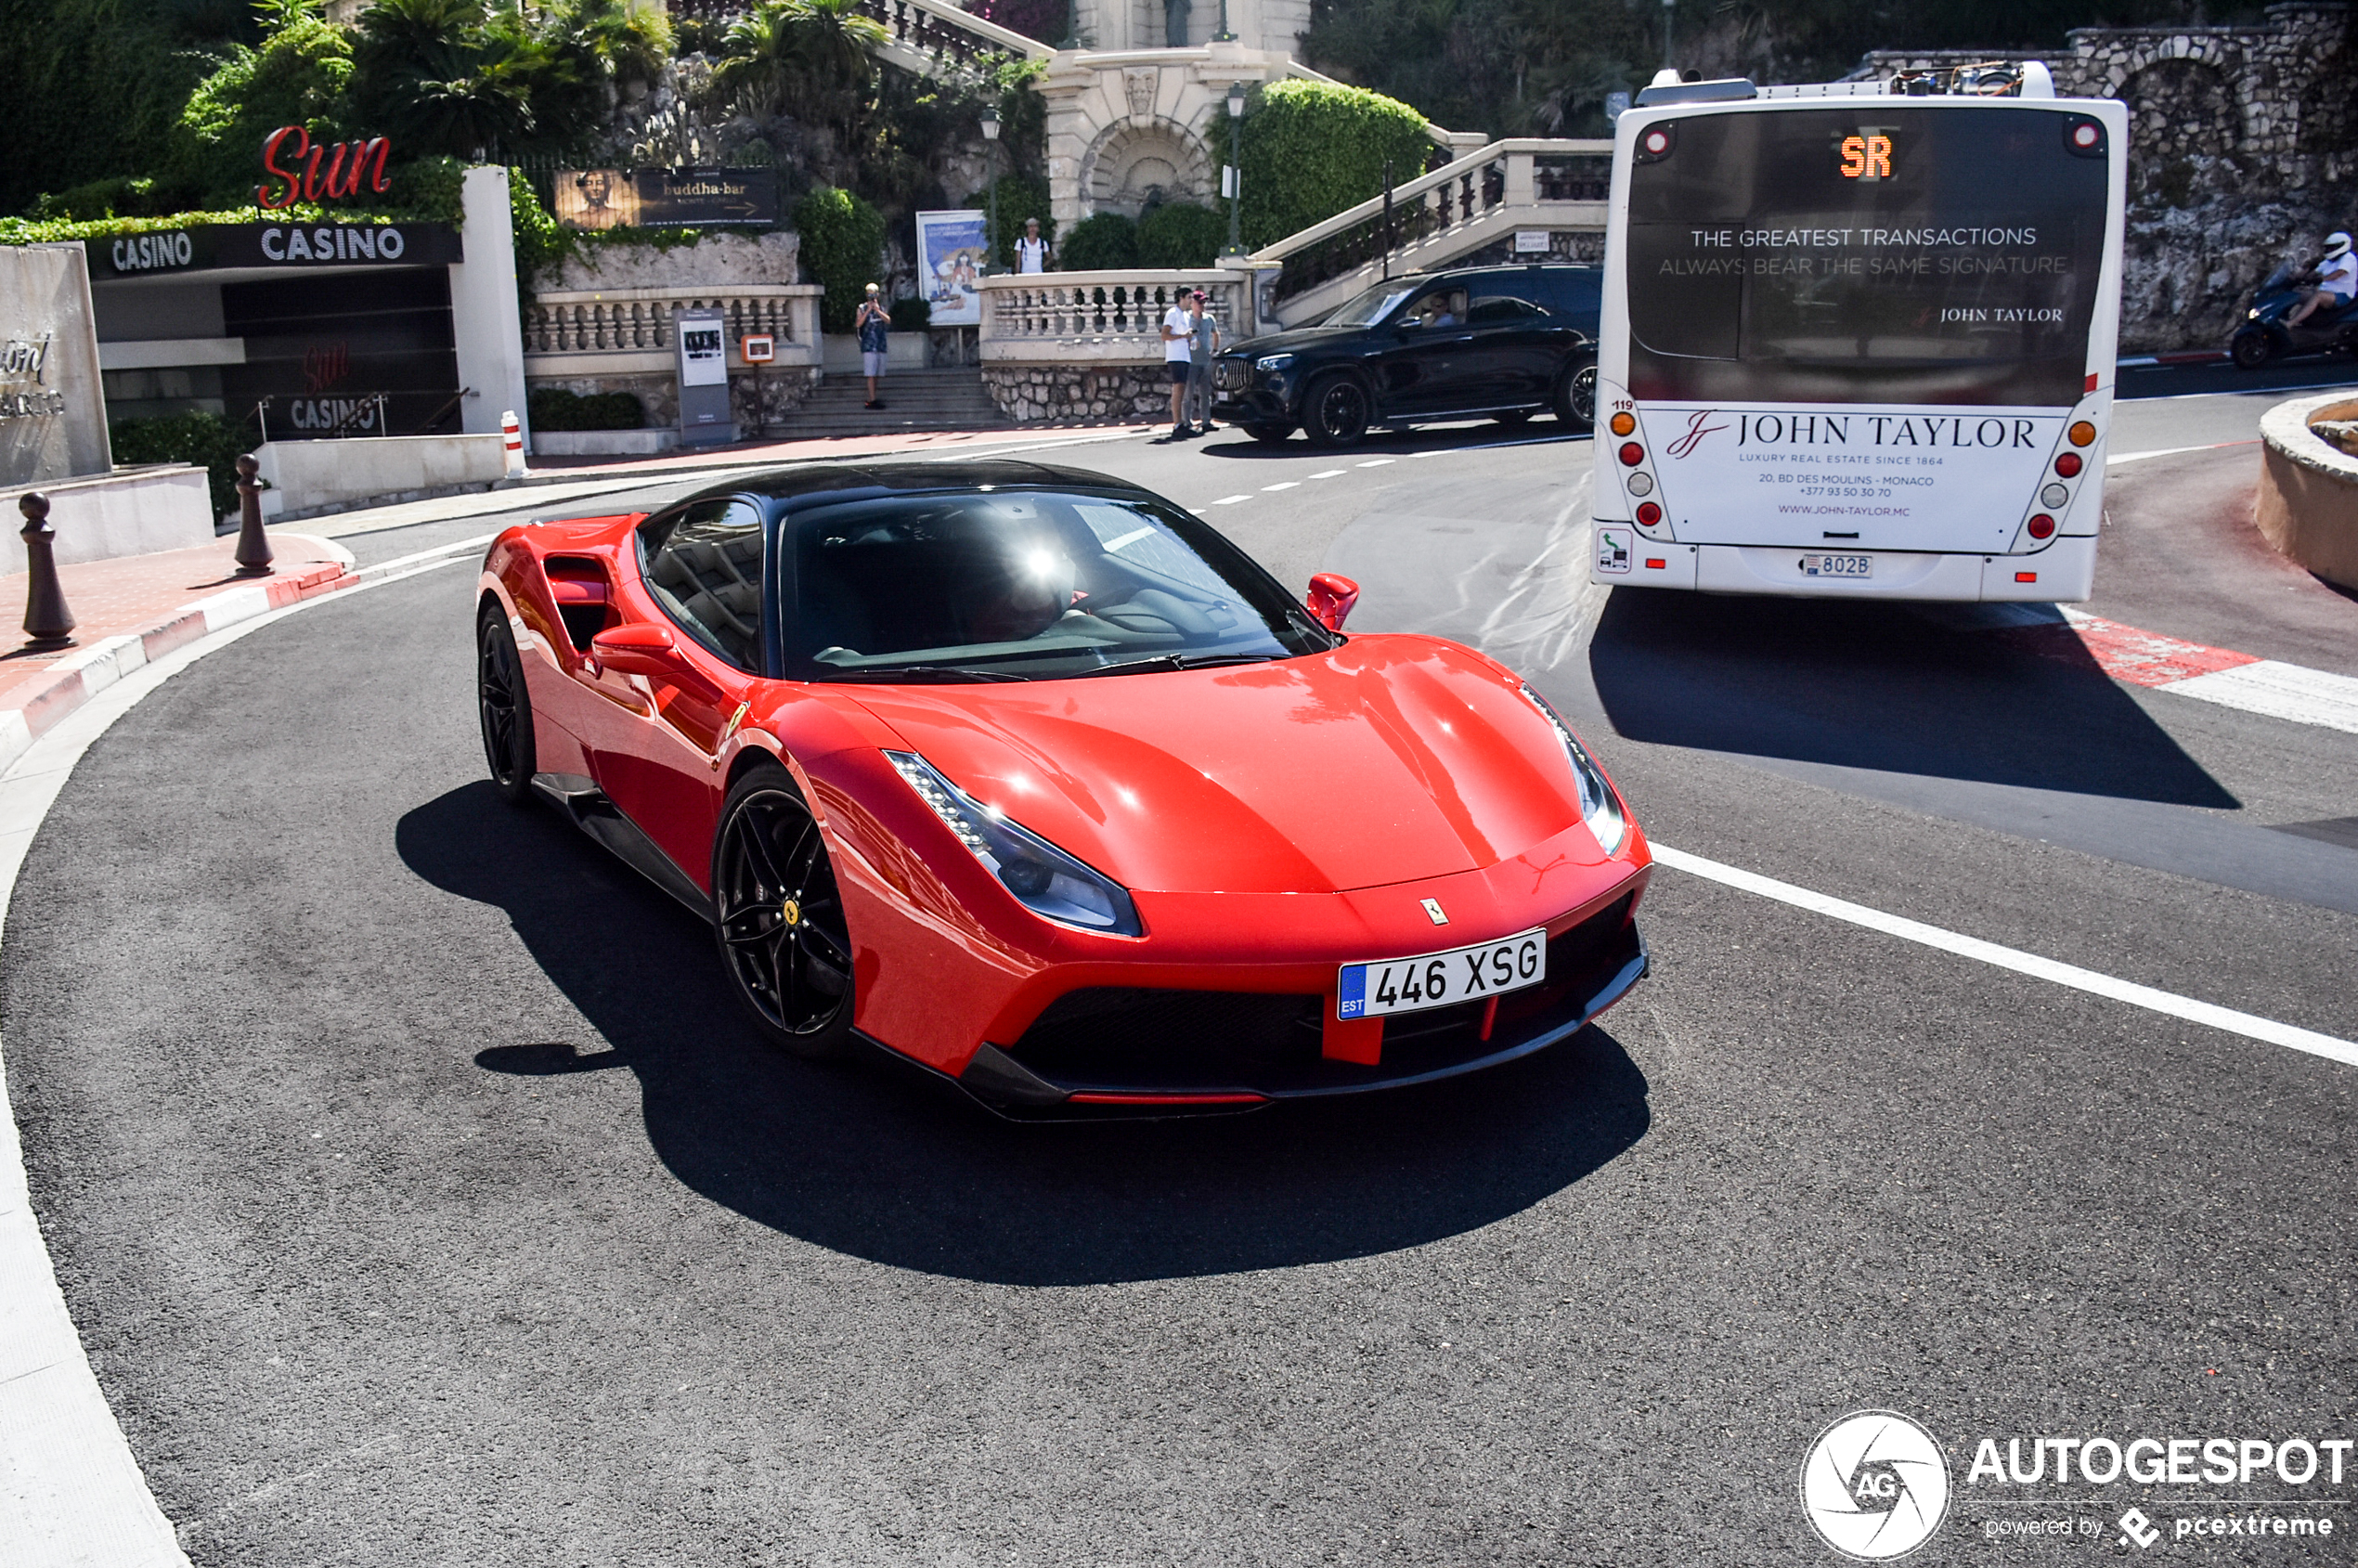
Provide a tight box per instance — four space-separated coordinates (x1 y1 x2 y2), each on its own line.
1248 139 1613 318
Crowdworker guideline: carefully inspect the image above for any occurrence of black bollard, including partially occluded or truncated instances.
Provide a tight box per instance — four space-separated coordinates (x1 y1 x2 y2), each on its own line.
19 492 77 650
233 453 274 577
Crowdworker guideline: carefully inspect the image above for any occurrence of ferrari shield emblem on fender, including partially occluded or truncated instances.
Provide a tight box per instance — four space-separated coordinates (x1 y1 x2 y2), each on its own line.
1420 898 1448 926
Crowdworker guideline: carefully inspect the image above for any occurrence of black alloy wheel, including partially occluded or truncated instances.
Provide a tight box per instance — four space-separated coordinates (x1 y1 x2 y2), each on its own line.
1556 364 1598 431
1303 374 1372 447
477 600 537 804
712 765 856 1058
1246 422 1294 444
2230 329 2275 369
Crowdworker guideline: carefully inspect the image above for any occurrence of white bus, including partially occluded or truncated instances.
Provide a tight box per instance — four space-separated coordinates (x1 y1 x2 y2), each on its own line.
1588 67 2127 602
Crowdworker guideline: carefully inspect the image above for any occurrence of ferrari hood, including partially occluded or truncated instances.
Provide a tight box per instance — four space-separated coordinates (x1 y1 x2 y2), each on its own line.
841 638 1591 895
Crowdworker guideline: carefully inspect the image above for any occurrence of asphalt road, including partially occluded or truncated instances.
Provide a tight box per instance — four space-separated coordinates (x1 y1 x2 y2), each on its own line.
7 370 2357 1565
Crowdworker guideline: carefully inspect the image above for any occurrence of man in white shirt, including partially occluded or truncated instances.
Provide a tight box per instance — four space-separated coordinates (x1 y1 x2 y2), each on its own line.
2288 231 2354 327
1016 217 1051 274
1160 294 1194 434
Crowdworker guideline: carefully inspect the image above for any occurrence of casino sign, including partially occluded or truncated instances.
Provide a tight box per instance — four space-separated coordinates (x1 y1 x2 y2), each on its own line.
89 221 462 280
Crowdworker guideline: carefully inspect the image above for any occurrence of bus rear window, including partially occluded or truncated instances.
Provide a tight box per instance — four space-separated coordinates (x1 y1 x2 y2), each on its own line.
1625 106 2107 407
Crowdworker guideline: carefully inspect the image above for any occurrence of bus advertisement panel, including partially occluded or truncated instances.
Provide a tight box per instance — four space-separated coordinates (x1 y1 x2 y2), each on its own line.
1591 88 2127 602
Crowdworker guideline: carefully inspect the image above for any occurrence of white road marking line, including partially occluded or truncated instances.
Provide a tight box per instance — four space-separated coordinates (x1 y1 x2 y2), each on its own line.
1309 469 1347 479
1412 434 1583 456
1650 843 2358 1070
1188 508 1207 515
1356 459 1394 467
1262 481 1300 491
2106 440 2258 465
1211 494 1251 505
2160 658 2358 734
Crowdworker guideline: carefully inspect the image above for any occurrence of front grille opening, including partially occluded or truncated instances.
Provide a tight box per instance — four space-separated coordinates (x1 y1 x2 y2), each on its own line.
1006 891 1639 1095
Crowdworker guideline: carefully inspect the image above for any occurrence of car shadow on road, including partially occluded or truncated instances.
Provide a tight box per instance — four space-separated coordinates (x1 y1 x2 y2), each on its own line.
1587 590 2239 807
398 783 1651 1287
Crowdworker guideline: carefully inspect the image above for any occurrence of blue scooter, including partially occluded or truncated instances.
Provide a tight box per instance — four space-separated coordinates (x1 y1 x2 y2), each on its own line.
2230 260 2358 368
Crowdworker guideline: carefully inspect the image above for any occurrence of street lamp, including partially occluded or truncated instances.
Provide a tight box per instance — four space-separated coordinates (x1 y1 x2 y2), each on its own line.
1222 83 1245 257
1212 0 1234 43
980 107 1002 275
1661 0 1675 70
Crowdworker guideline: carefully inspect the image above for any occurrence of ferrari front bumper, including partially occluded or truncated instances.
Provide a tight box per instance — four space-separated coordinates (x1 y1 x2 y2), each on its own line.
948 895 1648 1119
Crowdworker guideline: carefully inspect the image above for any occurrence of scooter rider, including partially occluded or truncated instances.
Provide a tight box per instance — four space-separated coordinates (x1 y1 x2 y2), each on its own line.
2287 231 2354 327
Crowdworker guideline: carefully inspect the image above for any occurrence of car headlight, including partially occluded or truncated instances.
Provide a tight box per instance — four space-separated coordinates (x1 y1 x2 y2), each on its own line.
885 751 1142 936
1255 353 1293 373
2248 308 2261 319
1518 687 1627 856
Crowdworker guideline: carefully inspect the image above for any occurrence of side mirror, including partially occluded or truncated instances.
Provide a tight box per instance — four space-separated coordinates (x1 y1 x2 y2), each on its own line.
590 623 722 698
1306 573 1360 633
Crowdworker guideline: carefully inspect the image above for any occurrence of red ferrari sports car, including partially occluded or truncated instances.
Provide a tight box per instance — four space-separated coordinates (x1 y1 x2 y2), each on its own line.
476 460 1650 1116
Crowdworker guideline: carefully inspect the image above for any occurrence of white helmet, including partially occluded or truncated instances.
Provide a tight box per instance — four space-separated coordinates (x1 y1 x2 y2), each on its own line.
2326 232 2354 259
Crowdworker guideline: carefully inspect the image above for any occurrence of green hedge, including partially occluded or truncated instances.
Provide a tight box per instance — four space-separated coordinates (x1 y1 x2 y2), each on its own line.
1059 211 1137 271
794 186 887 334
888 295 932 331
1218 79 1433 251
1136 202 1225 267
528 389 646 431
110 411 253 518
962 175 1055 270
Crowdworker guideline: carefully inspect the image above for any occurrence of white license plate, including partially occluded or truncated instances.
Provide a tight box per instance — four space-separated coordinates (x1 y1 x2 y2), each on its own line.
1799 553 1872 578
1338 929 1547 1019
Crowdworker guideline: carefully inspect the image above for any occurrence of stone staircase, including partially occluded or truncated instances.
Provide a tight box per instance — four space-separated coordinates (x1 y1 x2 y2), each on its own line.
767 367 1013 439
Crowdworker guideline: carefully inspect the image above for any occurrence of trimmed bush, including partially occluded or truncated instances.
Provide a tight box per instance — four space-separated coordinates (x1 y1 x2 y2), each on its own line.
1216 79 1434 251
1058 211 1138 271
109 411 253 517
888 295 932 331
962 175 1055 270
794 186 887 334
1135 202 1225 267
528 389 646 431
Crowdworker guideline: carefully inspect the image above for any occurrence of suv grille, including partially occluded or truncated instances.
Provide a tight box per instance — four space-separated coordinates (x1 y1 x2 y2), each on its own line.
1214 357 1250 391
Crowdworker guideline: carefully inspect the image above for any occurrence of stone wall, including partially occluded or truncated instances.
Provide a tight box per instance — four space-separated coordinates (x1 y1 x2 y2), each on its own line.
540 230 802 294
1860 3 2357 353
525 365 817 431
983 362 1172 422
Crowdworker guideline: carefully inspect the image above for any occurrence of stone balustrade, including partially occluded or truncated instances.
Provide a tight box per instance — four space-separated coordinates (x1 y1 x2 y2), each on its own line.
979 271 1253 360
523 285 823 366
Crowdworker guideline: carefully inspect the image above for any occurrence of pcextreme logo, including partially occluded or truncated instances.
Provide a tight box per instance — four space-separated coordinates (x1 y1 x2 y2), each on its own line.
1801 1410 1953 1561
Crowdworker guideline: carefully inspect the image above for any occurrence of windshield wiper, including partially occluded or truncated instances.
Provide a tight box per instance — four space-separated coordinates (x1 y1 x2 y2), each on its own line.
815 665 1032 683
1066 652 1280 680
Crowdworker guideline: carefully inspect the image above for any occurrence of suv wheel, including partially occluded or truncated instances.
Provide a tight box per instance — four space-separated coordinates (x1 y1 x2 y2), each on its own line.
1556 364 1597 432
1303 374 1372 447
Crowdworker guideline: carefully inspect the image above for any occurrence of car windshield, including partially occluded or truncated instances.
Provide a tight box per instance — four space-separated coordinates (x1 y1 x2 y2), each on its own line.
1323 282 1419 327
784 488 1338 681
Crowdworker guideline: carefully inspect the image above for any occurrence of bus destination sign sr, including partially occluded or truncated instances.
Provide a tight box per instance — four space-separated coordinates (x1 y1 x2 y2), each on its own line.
86 222 462 280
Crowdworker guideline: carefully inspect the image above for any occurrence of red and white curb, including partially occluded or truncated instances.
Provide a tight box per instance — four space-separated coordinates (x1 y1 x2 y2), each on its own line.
0 533 491 1568
1989 608 2358 735
0 551 360 780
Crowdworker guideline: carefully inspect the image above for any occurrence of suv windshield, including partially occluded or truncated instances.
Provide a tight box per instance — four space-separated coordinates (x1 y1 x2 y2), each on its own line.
1625 106 2107 405
1323 281 1419 328
784 488 1337 681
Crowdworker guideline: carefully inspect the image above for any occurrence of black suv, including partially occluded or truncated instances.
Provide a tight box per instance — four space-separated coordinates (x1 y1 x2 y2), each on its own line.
1211 263 1601 447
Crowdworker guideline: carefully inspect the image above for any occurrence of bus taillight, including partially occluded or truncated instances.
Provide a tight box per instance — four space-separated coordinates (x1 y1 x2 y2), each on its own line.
1618 443 1645 466
2067 421 2097 447
2054 452 2083 477
1637 503 1663 526
1609 412 1637 437
2028 514 2056 539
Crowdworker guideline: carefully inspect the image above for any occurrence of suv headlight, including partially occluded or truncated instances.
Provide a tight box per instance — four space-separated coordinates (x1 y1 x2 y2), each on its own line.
1255 353 1294 373
1518 687 1627 856
886 751 1142 936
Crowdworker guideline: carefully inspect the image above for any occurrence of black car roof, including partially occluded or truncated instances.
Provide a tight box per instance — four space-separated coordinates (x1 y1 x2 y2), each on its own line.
679 458 1153 512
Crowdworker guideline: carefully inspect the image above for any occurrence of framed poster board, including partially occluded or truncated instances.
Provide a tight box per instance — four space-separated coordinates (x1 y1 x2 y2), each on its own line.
914 210 988 328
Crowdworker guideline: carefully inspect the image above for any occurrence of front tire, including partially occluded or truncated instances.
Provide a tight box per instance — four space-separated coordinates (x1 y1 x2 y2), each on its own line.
1302 374 1372 447
2230 329 2275 369
1556 364 1597 432
477 600 536 804
1246 422 1294 444
712 764 856 1060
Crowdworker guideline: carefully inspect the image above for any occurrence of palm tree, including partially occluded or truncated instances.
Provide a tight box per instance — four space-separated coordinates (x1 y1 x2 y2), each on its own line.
352 0 602 160
712 0 885 142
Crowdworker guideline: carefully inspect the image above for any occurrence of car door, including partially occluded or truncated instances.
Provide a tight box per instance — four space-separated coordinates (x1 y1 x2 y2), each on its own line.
1451 288 1575 409
571 496 766 888
1380 285 1474 417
